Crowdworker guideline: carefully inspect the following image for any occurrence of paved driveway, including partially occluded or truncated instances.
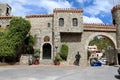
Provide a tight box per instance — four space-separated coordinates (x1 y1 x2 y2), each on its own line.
0 65 118 80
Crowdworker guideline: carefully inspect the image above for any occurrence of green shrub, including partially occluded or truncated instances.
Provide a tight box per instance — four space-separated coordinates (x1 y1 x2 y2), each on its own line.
33 49 40 61
55 54 62 62
59 44 69 61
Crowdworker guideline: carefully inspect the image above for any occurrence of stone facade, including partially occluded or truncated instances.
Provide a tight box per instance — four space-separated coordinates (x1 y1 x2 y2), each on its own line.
0 16 12 29
0 3 119 66
26 8 117 66
0 3 11 16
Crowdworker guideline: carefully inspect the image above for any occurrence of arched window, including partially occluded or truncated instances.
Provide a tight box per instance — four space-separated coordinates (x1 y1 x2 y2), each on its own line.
59 18 64 26
73 18 78 26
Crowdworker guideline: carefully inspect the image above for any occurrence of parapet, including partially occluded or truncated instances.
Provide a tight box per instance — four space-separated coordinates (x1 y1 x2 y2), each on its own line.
84 23 116 32
26 14 53 18
53 8 83 13
0 16 13 19
111 4 120 13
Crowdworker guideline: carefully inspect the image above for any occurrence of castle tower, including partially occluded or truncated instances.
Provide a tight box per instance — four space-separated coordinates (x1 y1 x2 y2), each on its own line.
112 5 120 51
112 5 120 64
0 3 12 16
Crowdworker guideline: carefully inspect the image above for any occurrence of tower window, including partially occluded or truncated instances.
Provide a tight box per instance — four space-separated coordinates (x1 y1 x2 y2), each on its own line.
73 18 78 26
59 18 64 26
6 7 9 16
113 19 116 25
48 23 50 27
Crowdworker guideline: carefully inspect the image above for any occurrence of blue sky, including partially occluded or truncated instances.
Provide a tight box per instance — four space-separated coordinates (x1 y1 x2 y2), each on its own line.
0 0 120 24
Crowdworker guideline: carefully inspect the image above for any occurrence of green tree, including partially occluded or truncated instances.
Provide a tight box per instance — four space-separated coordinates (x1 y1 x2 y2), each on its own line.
89 36 115 51
23 34 34 54
0 17 31 57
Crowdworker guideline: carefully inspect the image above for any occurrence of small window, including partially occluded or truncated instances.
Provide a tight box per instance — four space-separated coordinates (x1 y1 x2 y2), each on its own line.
6 7 9 16
0 25 1 28
48 23 50 27
6 25 9 28
113 19 116 25
73 18 78 26
59 18 64 26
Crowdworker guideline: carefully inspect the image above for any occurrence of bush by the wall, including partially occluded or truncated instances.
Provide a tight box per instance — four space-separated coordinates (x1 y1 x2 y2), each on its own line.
59 44 69 61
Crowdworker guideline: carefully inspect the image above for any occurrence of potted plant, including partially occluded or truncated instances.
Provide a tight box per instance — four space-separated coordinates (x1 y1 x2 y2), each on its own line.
54 54 62 65
33 49 40 65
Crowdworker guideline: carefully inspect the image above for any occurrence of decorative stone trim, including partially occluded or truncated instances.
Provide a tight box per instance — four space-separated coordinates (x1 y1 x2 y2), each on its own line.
84 23 116 31
111 4 120 13
53 8 83 13
26 14 53 18
0 16 13 19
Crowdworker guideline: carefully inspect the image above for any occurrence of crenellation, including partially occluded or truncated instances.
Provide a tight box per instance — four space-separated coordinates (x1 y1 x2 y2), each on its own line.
26 14 53 18
111 4 120 13
53 8 83 13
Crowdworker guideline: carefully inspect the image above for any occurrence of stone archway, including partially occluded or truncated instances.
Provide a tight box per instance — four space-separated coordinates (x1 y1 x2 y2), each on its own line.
43 43 51 59
85 33 117 52
84 32 117 65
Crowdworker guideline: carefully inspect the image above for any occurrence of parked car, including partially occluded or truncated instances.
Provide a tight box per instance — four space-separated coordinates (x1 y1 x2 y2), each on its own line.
99 58 107 65
91 61 102 66
90 58 102 66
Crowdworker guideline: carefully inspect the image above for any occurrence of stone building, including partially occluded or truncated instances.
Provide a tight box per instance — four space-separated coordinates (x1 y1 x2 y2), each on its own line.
0 3 11 16
0 3 120 66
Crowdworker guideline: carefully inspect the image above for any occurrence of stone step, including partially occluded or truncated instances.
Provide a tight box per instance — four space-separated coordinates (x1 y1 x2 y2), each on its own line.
40 59 54 65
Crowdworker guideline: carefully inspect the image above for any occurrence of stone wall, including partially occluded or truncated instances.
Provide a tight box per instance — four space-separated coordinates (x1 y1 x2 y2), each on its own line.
20 54 33 65
0 3 11 16
26 15 54 60
0 17 11 29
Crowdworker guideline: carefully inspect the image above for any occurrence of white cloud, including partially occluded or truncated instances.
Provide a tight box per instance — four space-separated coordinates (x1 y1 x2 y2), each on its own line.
0 0 72 16
83 16 103 24
84 0 113 16
39 0 72 13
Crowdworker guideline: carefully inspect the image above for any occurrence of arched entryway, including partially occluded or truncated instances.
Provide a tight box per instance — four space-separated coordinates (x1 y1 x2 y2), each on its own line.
43 43 51 59
84 33 117 65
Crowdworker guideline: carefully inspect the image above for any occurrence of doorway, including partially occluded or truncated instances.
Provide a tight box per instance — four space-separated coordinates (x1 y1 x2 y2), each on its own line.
43 43 51 59
118 54 120 65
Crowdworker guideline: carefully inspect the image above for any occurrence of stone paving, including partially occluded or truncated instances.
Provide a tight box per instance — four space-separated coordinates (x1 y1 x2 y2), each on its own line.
0 65 118 80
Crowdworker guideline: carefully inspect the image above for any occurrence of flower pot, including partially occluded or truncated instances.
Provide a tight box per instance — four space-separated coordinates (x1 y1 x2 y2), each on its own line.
34 60 39 65
55 61 60 65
